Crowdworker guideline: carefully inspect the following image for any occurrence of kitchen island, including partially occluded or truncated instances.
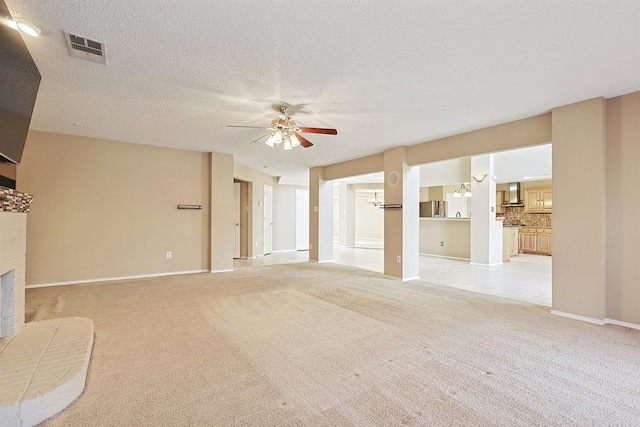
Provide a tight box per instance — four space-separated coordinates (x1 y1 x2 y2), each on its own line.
419 217 470 259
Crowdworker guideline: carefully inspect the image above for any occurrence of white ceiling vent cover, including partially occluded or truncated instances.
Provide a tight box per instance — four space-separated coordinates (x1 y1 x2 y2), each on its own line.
63 31 106 65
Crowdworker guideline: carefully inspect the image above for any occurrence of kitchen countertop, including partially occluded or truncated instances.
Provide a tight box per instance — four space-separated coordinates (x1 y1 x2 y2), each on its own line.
419 217 470 221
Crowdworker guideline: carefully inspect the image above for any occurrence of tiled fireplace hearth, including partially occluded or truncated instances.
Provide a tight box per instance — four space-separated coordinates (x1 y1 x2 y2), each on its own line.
1 187 94 427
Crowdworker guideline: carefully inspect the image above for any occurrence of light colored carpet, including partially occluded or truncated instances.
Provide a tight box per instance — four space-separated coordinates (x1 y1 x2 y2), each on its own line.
25 262 640 426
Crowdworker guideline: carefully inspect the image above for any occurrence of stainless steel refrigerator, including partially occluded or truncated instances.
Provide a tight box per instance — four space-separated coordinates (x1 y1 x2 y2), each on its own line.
420 201 447 217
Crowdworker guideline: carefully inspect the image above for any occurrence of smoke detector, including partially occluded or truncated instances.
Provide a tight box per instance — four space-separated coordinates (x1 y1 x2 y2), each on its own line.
63 31 106 64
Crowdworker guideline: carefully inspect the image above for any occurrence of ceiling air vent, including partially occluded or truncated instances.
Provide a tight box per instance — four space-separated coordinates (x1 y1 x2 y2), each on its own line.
63 31 106 65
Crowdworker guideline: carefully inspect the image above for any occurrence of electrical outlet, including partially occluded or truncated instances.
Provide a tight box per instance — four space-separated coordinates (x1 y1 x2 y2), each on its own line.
166 251 172 259
396 255 401 263
309 243 312 249
440 241 444 246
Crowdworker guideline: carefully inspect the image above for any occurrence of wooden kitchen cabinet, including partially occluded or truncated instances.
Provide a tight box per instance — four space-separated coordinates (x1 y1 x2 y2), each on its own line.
502 227 520 261
509 228 519 256
519 227 552 255
496 191 505 214
524 188 552 213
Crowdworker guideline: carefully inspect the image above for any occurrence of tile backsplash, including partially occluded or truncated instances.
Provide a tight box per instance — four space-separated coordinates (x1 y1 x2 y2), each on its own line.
500 206 552 227
0 187 33 213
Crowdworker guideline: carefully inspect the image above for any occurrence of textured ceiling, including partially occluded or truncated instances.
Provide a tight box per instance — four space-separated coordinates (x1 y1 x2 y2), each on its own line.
5 0 640 181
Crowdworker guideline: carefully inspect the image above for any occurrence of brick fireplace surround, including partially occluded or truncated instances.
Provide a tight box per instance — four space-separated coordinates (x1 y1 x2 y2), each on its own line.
0 187 94 427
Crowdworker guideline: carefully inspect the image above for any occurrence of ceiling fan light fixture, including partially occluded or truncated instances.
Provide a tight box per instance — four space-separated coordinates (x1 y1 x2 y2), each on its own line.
290 133 300 148
265 135 276 147
229 104 337 151
283 136 293 150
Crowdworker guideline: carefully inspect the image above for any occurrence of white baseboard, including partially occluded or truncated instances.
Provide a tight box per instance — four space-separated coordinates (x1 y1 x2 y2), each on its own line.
469 262 503 267
314 259 334 264
210 269 233 273
604 318 640 330
401 276 420 282
26 269 209 289
550 310 605 325
551 311 640 330
419 253 470 262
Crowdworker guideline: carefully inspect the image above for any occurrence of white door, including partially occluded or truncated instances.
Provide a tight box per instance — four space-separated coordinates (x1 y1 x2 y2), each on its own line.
296 189 310 251
233 182 241 258
263 184 273 255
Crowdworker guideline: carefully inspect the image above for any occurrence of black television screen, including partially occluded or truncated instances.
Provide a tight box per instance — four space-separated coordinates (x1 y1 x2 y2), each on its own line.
0 0 41 165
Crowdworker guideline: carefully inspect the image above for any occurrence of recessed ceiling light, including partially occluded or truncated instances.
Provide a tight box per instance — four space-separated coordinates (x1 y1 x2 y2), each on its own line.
6 18 41 37
523 176 532 180
17 22 40 37
6 19 18 30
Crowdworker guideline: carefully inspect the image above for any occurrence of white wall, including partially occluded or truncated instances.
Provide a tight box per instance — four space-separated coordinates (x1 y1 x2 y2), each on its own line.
355 196 384 240
493 144 552 181
273 184 307 252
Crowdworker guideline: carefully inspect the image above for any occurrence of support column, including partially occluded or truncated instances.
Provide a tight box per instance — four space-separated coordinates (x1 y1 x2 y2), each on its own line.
338 183 356 247
552 97 606 322
470 154 503 266
383 146 419 280
210 153 234 273
309 166 333 262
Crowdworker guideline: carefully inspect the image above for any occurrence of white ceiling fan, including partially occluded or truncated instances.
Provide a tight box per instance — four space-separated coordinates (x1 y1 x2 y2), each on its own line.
228 105 337 150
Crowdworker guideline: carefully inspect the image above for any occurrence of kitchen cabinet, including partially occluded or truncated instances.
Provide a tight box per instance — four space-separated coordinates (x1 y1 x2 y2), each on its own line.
496 191 505 214
524 188 552 213
519 227 552 255
509 228 519 256
502 227 520 261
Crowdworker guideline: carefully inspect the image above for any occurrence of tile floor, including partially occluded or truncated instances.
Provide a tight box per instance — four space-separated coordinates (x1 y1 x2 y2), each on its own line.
234 244 552 307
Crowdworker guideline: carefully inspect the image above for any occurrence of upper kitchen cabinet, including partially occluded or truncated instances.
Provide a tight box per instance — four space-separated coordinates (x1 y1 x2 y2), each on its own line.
496 190 506 214
524 188 552 213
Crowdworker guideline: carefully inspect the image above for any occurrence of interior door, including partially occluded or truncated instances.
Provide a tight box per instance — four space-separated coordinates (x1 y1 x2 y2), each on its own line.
233 182 241 258
263 184 273 255
296 189 310 250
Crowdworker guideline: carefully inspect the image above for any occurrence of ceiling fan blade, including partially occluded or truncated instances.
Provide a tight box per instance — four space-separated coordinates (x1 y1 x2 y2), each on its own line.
227 125 272 130
248 134 270 145
299 127 338 135
295 134 314 148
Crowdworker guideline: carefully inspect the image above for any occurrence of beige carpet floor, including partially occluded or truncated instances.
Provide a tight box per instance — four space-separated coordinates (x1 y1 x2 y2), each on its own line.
25 262 640 426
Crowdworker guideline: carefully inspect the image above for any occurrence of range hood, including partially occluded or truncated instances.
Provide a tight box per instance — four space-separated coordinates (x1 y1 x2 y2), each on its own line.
504 182 524 206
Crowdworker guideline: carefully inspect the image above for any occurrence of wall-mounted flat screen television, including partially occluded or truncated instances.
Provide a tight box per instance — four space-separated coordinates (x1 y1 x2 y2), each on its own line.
0 0 41 166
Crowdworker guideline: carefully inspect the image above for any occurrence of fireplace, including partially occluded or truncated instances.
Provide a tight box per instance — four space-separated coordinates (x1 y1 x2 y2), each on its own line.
0 187 32 338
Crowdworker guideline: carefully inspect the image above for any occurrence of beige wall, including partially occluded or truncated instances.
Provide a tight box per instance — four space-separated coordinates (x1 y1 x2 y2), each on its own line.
324 153 384 181
407 114 552 165
419 219 470 259
211 153 234 272
309 167 334 262
551 98 607 320
605 91 640 324
17 131 210 285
